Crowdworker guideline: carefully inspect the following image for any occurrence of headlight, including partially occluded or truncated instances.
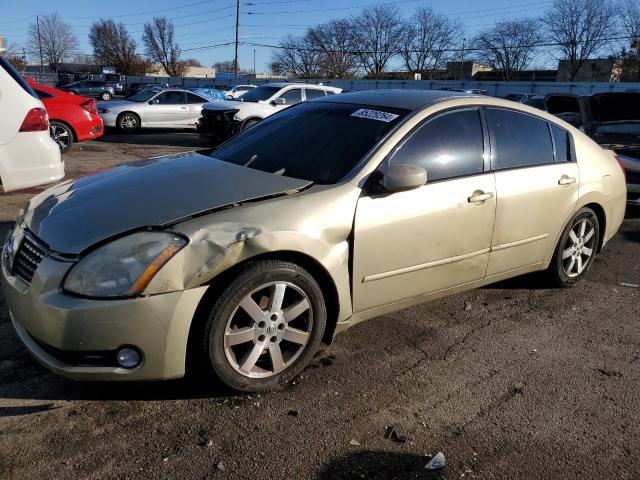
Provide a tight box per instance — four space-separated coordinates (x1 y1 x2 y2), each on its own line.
63 231 186 298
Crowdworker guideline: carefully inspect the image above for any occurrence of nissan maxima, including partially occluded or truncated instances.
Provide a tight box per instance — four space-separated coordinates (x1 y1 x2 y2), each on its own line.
2 90 626 392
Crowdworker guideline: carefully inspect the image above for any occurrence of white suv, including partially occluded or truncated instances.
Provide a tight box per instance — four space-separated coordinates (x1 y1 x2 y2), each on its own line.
198 83 342 144
0 58 63 192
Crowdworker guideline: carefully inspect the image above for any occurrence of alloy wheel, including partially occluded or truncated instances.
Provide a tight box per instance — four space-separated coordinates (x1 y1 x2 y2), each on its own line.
223 281 313 379
562 218 596 278
120 114 138 131
49 124 70 151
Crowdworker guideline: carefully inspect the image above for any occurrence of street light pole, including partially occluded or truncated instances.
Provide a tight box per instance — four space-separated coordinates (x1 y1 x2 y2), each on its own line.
253 49 256 75
459 38 466 81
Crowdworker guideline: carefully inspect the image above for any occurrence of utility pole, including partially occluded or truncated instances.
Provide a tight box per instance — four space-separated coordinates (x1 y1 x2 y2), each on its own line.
459 38 466 81
36 15 45 74
234 0 240 78
253 49 256 75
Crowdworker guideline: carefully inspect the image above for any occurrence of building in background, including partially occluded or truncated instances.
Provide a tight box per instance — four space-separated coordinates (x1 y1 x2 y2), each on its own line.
0 36 6 56
147 65 215 78
556 59 623 82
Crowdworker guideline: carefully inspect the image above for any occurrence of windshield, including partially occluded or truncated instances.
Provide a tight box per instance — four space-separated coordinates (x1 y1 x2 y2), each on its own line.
238 85 280 103
126 90 157 102
594 121 640 136
212 101 408 184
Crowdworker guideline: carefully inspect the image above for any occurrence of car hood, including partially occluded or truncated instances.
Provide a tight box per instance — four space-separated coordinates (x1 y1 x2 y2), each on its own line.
23 151 311 255
202 100 242 111
98 99 139 110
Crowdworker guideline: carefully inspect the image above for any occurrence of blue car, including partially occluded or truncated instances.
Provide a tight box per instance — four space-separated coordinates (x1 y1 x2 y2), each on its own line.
189 87 229 101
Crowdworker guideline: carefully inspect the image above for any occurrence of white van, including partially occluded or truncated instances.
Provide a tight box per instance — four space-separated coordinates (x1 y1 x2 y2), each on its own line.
0 58 64 192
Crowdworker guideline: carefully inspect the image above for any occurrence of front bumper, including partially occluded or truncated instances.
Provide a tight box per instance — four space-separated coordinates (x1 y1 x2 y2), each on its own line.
197 109 240 144
1 232 208 381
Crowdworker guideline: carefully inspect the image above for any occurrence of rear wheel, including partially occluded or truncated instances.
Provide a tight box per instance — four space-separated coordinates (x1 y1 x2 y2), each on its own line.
49 121 74 153
100 91 112 101
117 112 140 133
202 260 326 392
548 207 600 287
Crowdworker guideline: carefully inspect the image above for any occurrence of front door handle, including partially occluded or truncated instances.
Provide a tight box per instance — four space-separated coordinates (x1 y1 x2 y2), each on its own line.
558 175 576 185
468 191 494 204
180 106 188 110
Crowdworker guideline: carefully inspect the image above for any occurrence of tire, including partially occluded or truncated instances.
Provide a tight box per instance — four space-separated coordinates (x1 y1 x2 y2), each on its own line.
242 118 260 131
201 260 326 392
49 121 74 154
100 91 112 101
117 112 140 133
548 207 600 287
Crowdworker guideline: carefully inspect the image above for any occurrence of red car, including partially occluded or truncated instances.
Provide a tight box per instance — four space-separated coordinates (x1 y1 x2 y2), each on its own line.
27 79 104 153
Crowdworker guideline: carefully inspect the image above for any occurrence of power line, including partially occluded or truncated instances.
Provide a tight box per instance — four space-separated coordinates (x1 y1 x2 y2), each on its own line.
66 0 217 19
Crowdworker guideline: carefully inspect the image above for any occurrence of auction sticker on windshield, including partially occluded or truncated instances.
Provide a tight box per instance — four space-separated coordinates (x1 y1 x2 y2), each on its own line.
350 109 399 122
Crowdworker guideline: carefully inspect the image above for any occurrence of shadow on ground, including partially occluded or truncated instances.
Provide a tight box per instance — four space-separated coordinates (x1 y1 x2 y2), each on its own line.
317 451 444 480
96 129 212 148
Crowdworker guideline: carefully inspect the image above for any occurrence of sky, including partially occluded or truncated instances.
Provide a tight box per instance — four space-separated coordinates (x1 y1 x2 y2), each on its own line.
0 0 559 73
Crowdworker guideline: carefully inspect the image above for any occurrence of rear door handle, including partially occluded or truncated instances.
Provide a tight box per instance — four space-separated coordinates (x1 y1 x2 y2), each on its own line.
558 175 576 185
468 191 494 204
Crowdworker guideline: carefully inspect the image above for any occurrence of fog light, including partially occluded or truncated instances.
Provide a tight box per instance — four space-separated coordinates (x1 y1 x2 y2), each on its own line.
116 347 141 369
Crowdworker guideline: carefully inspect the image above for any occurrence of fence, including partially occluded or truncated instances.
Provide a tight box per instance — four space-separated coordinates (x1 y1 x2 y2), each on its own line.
24 72 640 97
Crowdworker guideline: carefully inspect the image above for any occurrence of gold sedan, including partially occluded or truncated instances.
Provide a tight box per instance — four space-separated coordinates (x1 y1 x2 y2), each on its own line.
2 90 626 392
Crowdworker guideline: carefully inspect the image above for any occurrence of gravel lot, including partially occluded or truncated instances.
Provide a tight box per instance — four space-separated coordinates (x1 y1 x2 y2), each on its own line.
0 131 639 480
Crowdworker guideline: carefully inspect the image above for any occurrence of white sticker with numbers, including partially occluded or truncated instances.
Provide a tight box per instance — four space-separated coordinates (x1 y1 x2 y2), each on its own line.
350 109 399 122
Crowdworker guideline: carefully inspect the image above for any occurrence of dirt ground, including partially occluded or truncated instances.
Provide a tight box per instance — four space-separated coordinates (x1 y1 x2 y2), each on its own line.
0 131 639 480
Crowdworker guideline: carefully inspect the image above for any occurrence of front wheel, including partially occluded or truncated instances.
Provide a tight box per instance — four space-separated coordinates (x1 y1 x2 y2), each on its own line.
202 260 326 392
100 91 112 101
117 112 140 133
548 207 600 287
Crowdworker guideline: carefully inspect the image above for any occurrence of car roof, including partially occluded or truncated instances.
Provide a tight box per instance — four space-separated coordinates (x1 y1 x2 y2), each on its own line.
256 82 338 90
317 89 470 110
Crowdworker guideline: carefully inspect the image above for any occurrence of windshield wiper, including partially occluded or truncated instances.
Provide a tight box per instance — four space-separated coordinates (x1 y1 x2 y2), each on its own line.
244 154 258 167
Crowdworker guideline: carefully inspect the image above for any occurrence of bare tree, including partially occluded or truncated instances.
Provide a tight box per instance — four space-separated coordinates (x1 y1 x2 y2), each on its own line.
619 0 640 81
352 5 403 75
214 60 239 72
399 8 460 76
89 19 145 75
542 0 618 80
472 18 543 80
270 34 323 78
27 14 79 72
306 19 358 78
142 17 188 77
186 58 202 67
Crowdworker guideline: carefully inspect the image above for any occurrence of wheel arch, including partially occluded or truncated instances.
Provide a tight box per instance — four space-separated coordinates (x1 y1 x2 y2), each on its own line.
185 250 341 374
581 202 606 253
116 110 141 126
242 116 263 129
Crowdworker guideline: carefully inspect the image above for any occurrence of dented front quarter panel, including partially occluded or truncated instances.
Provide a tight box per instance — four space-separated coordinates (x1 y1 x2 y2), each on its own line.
145 183 361 324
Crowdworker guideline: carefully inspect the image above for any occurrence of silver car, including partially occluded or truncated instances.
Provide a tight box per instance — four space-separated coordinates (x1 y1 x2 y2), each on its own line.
98 89 210 132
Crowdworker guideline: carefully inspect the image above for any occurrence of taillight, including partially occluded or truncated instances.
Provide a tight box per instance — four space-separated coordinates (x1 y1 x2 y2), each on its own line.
19 108 49 132
82 99 98 115
614 154 627 181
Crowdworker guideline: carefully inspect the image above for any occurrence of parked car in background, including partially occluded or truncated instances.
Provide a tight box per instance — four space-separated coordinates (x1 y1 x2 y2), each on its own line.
198 83 342 143
189 87 229 102
504 93 537 103
27 79 103 154
226 84 256 98
2 91 626 392
0 57 63 192
525 91 640 203
105 81 125 95
98 88 211 132
60 80 115 101
126 82 169 97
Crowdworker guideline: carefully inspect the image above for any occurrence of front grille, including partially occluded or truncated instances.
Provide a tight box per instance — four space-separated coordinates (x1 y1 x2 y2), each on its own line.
12 235 47 284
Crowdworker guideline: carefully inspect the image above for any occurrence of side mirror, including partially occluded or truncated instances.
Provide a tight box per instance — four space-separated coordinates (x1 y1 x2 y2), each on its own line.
270 98 286 106
149 98 160 105
383 164 427 192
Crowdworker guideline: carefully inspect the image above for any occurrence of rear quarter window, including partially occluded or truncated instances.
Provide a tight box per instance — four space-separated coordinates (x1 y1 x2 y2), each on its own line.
550 124 572 162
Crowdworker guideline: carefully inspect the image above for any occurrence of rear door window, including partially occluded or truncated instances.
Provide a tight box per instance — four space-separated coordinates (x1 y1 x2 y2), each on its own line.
486 108 555 170
187 93 207 104
550 124 572 162
388 108 485 182
304 88 325 100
